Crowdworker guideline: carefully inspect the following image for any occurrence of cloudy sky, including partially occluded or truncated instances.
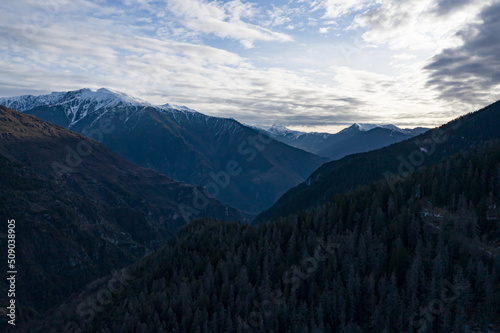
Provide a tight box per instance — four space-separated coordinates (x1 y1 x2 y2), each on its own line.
1 0 499 133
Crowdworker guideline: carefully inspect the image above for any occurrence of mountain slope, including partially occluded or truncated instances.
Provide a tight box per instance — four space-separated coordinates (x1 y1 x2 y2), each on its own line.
256 100 500 222
23 139 500 332
254 123 428 159
0 105 241 318
318 124 428 160
0 89 327 215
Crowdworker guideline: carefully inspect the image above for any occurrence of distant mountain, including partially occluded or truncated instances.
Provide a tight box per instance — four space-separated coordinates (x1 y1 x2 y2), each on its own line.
320 124 429 160
249 124 333 156
0 105 241 317
256 100 500 222
23 139 500 332
253 123 428 159
0 88 327 216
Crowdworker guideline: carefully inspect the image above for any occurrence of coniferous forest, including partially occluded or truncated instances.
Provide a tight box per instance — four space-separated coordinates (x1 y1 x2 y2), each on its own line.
3 2 500 332
22 140 500 333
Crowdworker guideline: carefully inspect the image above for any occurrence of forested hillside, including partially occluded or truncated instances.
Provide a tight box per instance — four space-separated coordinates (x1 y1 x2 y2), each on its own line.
0 106 240 321
1 88 327 216
27 140 500 332
257 100 500 222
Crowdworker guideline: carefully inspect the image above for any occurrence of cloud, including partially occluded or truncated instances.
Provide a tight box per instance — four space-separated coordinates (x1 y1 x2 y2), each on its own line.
330 65 456 126
165 0 293 48
319 27 329 33
424 1 500 106
312 0 376 18
354 0 489 50
391 53 417 61
0 0 495 134
0 1 368 130
264 4 302 27
432 0 480 16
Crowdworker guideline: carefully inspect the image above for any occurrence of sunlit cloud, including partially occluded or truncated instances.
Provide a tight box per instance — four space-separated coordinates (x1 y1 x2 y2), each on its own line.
164 0 292 48
0 0 499 133
312 0 377 19
354 0 490 51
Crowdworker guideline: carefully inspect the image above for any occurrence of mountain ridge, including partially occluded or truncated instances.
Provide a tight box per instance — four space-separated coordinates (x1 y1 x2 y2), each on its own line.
19 134 500 333
251 122 429 159
256 99 500 222
1 89 328 216
0 105 241 318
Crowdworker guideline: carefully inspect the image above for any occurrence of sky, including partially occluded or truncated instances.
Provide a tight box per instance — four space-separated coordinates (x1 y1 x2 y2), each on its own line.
0 0 499 133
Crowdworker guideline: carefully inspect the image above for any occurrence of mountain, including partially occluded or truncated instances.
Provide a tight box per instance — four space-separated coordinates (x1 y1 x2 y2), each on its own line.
253 123 428 159
0 88 327 216
21 138 500 332
320 124 428 160
0 105 241 318
249 124 333 156
256 100 500 222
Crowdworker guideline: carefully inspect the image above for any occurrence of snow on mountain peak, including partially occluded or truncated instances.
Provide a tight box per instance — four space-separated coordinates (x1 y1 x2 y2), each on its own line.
0 88 155 128
268 124 291 134
0 88 210 129
0 88 147 112
267 124 306 139
353 123 379 131
159 103 198 113
0 91 66 112
83 88 149 106
351 123 410 134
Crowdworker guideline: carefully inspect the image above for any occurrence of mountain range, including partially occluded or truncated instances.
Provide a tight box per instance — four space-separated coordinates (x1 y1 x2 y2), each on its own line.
0 88 327 216
2 89 499 332
253 123 428 159
0 105 241 317
257 100 500 222
16 100 500 333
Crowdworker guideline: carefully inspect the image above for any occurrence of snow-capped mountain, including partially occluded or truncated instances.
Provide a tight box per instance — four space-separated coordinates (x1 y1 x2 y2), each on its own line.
262 124 332 139
0 87 147 109
266 124 307 139
0 88 204 129
255 123 429 160
0 88 149 127
1 88 327 216
348 123 428 135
